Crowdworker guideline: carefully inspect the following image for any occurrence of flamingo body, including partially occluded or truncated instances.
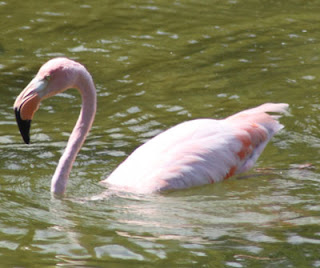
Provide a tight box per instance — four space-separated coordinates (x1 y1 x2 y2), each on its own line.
13 58 288 195
104 103 287 193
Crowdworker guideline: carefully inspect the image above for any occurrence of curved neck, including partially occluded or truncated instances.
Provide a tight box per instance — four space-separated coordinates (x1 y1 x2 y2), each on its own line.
51 70 97 195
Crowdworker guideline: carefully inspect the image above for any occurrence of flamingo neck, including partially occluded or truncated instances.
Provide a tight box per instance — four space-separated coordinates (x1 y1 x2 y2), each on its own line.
51 70 97 195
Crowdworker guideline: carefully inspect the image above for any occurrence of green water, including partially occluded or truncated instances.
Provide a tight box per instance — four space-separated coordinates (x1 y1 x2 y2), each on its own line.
1 0 320 267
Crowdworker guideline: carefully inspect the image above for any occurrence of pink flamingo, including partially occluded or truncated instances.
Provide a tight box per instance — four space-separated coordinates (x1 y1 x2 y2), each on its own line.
14 58 288 195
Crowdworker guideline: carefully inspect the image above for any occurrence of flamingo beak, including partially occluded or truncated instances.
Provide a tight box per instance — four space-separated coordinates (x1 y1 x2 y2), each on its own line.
13 78 46 144
14 107 32 144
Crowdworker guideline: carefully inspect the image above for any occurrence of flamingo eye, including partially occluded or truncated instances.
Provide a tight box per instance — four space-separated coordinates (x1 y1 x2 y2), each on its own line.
44 75 51 81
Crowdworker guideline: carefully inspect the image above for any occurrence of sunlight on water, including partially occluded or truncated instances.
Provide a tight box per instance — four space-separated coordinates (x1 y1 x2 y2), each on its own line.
1 0 320 266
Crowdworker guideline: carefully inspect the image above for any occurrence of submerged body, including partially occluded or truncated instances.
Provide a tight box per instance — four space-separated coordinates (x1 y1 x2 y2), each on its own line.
13 58 288 195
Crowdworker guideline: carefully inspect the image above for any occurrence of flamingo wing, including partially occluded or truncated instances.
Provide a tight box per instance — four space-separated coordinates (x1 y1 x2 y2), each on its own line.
104 103 288 193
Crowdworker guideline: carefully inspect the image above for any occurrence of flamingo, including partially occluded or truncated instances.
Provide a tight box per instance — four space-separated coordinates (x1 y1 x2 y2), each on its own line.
14 58 288 195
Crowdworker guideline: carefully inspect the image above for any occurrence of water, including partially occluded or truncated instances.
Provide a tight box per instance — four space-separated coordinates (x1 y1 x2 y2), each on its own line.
1 0 320 266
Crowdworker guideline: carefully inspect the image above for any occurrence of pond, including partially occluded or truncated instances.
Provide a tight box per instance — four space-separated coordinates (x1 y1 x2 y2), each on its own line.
1 0 320 266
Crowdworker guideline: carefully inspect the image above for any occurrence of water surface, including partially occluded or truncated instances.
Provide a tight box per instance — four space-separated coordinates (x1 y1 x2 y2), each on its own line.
1 0 320 267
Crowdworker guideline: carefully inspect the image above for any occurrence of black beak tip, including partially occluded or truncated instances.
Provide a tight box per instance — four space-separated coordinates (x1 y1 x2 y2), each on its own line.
14 108 31 144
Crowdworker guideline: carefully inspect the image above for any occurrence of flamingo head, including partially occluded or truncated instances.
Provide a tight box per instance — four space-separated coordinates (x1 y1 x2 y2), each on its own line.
13 57 83 144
